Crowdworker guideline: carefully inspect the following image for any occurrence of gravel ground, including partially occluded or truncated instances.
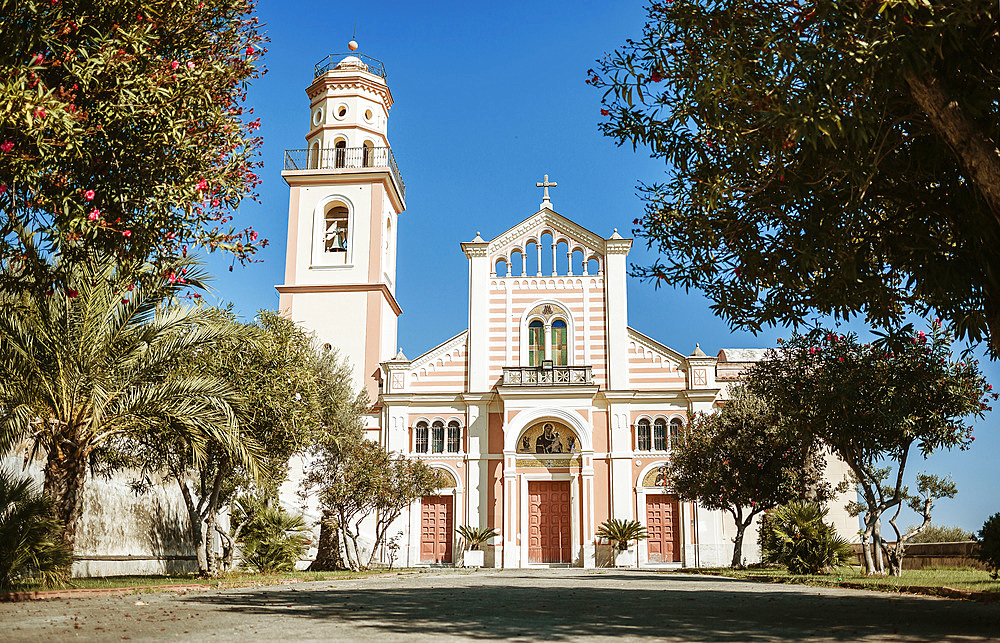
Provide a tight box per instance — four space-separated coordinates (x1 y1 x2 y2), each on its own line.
2 568 999 641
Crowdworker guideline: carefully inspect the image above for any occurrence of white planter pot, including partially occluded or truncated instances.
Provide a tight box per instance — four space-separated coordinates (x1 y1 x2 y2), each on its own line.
614 547 636 568
463 549 485 568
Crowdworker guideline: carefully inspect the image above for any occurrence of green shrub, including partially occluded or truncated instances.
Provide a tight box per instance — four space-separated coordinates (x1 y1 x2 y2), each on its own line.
759 501 853 575
236 503 310 574
0 469 72 588
596 518 648 552
456 525 498 551
974 512 1000 579
908 523 975 543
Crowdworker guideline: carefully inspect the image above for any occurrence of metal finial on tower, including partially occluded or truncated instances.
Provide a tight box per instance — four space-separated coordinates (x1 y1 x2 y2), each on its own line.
348 22 359 51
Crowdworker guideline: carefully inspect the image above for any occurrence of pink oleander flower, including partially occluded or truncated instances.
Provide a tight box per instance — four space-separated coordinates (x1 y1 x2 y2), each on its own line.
84 189 95 201
88 208 100 221
122 229 131 237
171 60 179 70
0 141 13 153
196 179 207 191
187 61 195 70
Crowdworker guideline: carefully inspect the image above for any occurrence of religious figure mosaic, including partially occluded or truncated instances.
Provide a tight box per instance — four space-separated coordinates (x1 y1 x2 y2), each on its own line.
516 421 580 454
642 463 670 488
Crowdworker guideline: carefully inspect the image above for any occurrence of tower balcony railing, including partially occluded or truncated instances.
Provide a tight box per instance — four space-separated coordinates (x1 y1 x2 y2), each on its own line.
501 365 593 387
314 53 387 80
283 146 405 199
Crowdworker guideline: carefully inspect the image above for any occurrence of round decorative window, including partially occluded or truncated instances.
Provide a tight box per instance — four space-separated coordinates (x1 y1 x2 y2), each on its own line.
364 108 373 122
312 109 323 126
335 104 348 120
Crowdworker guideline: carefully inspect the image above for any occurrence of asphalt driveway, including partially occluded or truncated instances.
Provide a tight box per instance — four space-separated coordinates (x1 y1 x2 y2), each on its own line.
2 568 998 641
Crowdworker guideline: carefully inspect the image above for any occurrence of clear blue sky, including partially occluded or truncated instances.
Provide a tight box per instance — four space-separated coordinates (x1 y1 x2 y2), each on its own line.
205 0 998 535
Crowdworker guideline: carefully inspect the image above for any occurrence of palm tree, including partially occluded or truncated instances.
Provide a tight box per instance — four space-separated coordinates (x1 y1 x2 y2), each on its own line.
0 256 260 555
0 468 72 588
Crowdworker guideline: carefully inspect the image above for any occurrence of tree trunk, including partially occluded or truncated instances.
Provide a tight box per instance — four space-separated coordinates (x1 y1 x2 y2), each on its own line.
731 524 746 568
309 510 347 571
905 71 1000 224
43 441 89 557
205 511 218 576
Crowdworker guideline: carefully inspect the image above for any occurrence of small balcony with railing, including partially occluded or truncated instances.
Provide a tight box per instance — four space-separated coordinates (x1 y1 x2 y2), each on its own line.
501 365 594 387
282 146 405 200
313 53 387 80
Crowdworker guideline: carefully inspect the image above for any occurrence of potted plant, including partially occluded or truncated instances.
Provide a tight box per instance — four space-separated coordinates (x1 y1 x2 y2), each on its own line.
596 518 648 568
456 525 498 568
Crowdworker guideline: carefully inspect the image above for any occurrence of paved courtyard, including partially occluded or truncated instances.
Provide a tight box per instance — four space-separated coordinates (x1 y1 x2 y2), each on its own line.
2 569 999 641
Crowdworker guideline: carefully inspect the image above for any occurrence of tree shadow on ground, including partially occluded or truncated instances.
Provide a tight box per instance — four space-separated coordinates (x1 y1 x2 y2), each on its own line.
185 572 1000 641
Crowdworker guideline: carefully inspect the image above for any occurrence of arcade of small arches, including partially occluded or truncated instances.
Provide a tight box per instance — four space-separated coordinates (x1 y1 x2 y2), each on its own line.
493 231 603 278
634 416 685 452
412 419 463 454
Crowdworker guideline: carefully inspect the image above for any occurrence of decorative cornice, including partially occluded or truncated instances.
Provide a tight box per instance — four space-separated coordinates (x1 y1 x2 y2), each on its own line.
605 238 633 255
274 282 402 316
280 169 405 213
306 76 393 110
626 327 687 367
408 330 469 372
461 242 489 258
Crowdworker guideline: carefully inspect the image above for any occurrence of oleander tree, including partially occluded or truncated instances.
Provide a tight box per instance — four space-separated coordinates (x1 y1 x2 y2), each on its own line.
668 385 828 567
0 0 267 293
746 324 994 575
591 0 1000 355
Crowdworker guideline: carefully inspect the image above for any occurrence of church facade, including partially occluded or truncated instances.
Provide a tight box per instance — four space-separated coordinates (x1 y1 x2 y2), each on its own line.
278 52 854 568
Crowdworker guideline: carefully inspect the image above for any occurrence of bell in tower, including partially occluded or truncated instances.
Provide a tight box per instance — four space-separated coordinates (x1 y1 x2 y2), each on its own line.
277 42 406 404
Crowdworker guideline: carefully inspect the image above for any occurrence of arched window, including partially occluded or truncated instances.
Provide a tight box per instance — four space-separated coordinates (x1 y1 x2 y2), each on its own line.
324 204 349 253
551 319 567 365
653 419 667 451
362 140 374 167
447 420 461 453
334 139 347 168
415 421 428 454
528 320 544 366
669 418 683 449
431 420 445 453
636 418 651 451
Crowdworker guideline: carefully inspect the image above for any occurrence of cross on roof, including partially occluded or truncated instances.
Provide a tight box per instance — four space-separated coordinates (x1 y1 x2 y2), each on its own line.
536 174 557 210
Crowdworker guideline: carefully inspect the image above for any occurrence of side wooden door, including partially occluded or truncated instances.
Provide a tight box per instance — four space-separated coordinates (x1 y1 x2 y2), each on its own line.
420 495 453 563
646 494 681 563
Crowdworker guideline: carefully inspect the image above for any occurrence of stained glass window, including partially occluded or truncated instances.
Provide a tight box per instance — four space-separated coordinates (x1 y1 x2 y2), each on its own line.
637 419 651 451
653 419 667 451
431 420 445 453
415 422 428 453
528 320 544 366
551 319 567 366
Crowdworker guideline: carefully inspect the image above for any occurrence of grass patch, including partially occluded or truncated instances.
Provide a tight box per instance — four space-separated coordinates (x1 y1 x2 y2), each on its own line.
10 568 403 593
678 566 1000 596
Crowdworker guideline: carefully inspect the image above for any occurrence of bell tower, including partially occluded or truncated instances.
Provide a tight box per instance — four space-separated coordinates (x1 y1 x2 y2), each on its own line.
277 45 405 403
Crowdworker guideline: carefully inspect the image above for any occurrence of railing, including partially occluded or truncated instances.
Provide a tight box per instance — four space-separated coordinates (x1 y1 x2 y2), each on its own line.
283 147 405 199
501 365 593 386
314 53 387 80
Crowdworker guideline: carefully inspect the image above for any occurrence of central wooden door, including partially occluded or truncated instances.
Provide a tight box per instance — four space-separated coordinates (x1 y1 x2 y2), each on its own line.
420 495 453 564
646 494 681 563
528 480 571 564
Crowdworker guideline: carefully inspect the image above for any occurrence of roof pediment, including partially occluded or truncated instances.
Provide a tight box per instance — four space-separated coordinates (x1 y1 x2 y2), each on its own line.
487 209 608 258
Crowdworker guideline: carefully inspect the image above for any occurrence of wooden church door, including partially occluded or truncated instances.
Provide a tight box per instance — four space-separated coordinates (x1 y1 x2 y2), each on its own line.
646 494 681 563
528 480 572 564
420 495 453 564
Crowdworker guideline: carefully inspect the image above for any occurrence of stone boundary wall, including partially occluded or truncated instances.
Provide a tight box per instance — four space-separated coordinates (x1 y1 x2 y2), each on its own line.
850 541 986 570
